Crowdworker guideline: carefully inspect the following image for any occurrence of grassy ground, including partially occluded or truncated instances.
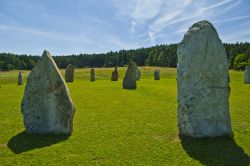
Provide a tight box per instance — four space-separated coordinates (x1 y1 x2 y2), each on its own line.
0 67 249 165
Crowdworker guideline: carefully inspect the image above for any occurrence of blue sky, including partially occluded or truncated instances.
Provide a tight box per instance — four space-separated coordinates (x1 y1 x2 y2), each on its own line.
0 0 250 55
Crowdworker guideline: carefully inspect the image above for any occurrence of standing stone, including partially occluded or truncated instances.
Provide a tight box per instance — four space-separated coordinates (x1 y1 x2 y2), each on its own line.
111 66 119 81
18 71 23 85
154 70 160 80
65 64 75 82
244 66 250 84
136 67 141 80
21 50 75 134
123 61 137 89
90 68 95 82
177 20 233 138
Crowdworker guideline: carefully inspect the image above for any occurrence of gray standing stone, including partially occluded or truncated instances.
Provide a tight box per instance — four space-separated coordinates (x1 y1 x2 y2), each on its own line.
21 50 75 134
90 68 95 82
18 71 23 85
154 70 160 80
177 20 233 138
136 67 141 80
111 66 118 81
244 66 250 84
123 61 137 89
65 64 75 82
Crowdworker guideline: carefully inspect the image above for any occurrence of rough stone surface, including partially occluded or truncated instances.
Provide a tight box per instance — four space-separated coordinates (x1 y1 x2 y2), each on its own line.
244 66 250 84
123 61 137 89
136 67 141 80
154 70 160 80
65 64 75 82
177 20 233 138
18 71 23 85
90 68 95 82
111 66 118 81
21 50 75 134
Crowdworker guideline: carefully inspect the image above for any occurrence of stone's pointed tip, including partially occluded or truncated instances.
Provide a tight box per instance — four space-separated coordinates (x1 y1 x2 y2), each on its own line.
197 20 212 24
190 20 214 31
42 50 50 55
42 50 52 59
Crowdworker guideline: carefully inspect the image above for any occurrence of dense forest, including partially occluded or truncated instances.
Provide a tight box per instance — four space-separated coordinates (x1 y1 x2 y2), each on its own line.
0 42 250 71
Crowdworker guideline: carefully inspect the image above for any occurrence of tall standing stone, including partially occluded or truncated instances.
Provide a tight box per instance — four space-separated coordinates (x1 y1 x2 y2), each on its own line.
21 50 75 134
18 71 23 85
65 64 75 82
136 67 141 80
154 70 160 80
111 66 119 81
90 68 95 82
244 66 250 84
123 61 137 89
177 20 233 138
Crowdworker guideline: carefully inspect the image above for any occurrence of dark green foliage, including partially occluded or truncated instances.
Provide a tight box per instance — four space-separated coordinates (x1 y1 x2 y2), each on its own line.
233 53 250 70
224 42 250 69
0 42 250 70
0 53 40 71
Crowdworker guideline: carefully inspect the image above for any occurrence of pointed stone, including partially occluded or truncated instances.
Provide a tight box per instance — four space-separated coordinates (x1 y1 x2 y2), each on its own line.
90 68 95 82
123 61 137 89
154 70 160 80
177 20 233 138
18 71 23 85
244 66 250 84
21 50 75 134
111 66 118 81
65 64 75 82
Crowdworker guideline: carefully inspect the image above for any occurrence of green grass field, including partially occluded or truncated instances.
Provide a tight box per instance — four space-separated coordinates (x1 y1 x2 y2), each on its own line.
0 67 249 165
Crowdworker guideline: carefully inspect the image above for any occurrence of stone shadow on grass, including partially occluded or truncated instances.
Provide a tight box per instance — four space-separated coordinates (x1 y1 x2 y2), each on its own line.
8 131 70 154
180 135 250 166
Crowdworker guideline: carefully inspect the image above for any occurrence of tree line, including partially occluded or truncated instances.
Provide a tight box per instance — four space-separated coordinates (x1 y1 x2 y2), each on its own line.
0 42 249 71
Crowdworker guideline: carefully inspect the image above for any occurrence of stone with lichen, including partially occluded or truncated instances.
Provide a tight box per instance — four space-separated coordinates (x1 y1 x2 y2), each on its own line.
177 20 233 138
123 61 137 89
21 50 75 134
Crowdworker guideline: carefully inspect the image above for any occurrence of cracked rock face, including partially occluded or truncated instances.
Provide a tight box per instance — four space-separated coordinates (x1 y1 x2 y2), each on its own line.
177 20 233 138
21 50 75 134
65 64 75 82
244 66 250 84
123 61 137 89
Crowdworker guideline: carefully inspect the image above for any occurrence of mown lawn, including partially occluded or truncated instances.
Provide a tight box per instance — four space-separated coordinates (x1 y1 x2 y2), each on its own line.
0 67 249 165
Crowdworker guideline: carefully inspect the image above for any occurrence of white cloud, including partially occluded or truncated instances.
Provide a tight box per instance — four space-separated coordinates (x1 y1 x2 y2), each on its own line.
214 14 250 23
146 0 194 43
130 21 137 33
199 0 234 13
143 0 241 43
112 0 163 33
148 10 182 43
132 0 163 21
0 24 51 36
222 29 250 42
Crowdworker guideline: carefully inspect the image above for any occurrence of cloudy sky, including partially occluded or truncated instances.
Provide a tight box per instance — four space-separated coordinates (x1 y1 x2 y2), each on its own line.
0 0 250 55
